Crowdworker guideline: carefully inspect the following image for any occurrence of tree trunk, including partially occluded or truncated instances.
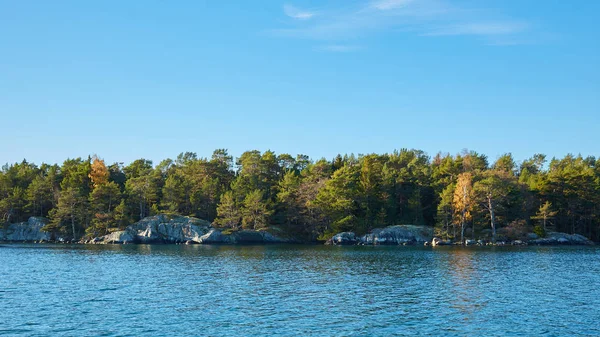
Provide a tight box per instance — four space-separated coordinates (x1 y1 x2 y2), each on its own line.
488 197 496 243
543 215 546 231
71 215 76 240
445 219 449 241
461 185 467 244
453 222 456 241
460 210 465 244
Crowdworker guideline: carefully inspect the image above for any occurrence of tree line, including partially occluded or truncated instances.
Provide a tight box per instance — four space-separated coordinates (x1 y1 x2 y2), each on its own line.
1 149 599 242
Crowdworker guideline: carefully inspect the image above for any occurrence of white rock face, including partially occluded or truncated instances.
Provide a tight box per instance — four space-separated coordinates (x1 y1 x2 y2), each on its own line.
101 230 135 244
0 217 51 241
431 237 452 246
197 229 230 244
106 215 212 244
327 232 357 245
93 215 291 244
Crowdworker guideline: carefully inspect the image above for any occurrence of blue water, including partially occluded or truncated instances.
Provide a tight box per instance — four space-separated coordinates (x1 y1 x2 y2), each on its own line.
1 244 599 336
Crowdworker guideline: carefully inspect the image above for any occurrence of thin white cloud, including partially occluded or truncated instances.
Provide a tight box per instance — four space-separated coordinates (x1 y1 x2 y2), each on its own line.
273 0 534 46
371 0 415 11
283 4 316 20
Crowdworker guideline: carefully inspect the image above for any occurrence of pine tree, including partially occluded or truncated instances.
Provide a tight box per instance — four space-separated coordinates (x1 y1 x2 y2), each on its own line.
242 190 272 230
214 191 241 229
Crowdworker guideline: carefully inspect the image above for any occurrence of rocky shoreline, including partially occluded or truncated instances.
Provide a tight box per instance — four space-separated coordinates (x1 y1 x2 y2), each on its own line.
326 228 595 246
0 215 596 246
326 225 434 245
0 215 295 245
87 215 294 245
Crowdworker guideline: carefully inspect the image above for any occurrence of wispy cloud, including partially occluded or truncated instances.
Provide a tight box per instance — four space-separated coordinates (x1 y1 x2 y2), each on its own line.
274 1 535 47
283 4 316 20
371 0 415 11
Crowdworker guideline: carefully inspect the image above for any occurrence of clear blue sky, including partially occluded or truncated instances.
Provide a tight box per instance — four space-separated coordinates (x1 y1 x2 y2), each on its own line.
1 0 598 166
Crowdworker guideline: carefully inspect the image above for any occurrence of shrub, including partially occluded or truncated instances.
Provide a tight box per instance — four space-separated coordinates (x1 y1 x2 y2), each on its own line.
533 225 546 238
502 220 530 241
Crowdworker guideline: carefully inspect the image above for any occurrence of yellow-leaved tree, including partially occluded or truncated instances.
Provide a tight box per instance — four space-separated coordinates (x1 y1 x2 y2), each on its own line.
89 155 109 188
453 172 474 244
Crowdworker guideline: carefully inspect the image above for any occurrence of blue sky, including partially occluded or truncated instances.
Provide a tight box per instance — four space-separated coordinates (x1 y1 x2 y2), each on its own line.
1 0 598 166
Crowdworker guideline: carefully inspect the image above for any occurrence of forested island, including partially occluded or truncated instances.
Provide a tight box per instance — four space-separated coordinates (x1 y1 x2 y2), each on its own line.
0 149 599 244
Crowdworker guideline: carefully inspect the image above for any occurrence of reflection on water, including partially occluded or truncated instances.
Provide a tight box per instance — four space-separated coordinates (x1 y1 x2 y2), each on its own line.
0 244 599 336
446 249 480 317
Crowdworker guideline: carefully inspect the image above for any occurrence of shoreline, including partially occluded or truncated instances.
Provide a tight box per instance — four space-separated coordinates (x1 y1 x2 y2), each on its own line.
3 215 595 247
1 239 595 247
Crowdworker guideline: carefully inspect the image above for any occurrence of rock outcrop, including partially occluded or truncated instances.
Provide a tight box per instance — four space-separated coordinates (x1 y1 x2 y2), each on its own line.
1 215 596 246
325 232 358 245
529 232 594 246
99 230 136 244
327 225 433 246
92 214 291 244
326 228 596 247
360 225 433 245
121 215 212 244
0 217 52 242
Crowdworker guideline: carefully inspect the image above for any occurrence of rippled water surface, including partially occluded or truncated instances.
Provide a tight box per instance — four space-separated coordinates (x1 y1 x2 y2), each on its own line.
1 244 599 336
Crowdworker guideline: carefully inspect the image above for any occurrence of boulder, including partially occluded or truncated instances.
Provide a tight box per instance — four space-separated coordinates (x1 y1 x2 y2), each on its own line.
0 217 52 242
431 237 452 247
529 232 594 246
88 237 102 244
326 232 357 245
194 228 291 244
197 229 231 244
359 225 433 245
465 239 477 246
101 230 135 244
548 232 594 245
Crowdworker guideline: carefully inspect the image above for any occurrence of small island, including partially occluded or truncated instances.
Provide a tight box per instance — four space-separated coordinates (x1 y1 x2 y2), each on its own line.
1 149 598 246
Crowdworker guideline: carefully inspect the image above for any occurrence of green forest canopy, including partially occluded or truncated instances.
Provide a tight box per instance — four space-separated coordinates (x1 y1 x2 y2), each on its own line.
1 149 599 242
